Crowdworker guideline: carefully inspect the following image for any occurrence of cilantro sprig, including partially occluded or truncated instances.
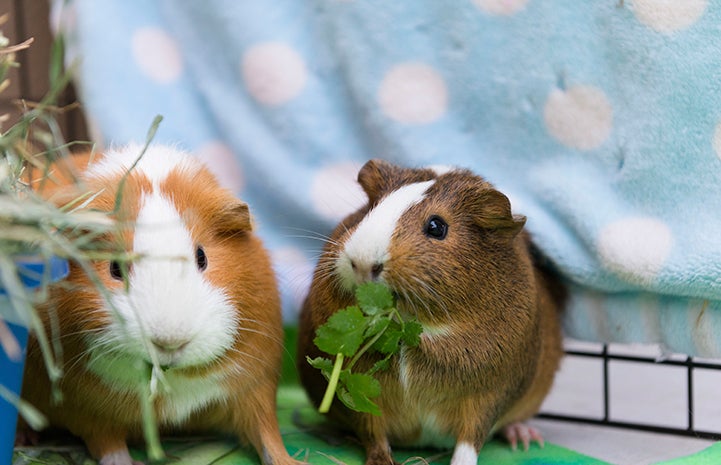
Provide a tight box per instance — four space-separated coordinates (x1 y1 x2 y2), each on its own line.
307 282 423 415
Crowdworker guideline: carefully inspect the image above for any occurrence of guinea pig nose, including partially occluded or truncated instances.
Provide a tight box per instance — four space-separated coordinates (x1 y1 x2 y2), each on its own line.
151 337 190 353
350 259 385 282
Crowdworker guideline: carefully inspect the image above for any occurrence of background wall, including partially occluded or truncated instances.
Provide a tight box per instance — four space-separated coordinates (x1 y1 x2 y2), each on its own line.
0 0 86 142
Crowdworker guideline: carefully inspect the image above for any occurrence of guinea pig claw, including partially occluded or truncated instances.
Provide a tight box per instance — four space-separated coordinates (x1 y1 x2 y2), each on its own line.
502 422 544 451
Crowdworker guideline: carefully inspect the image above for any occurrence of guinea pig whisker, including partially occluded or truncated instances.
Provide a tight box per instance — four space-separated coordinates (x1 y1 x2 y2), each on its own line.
62 355 87 378
231 316 288 345
63 340 127 377
233 314 285 332
221 347 275 373
233 324 284 346
283 226 334 239
313 264 337 284
283 230 340 246
64 349 103 377
314 259 335 273
410 275 445 310
53 326 105 341
296 247 327 257
312 262 339 285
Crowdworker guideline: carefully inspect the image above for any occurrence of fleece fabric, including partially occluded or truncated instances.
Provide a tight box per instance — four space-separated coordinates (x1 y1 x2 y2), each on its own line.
52 0 721 357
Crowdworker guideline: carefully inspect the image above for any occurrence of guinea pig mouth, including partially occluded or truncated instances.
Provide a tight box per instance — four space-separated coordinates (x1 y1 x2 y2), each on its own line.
148 343 225 373
152 354 182 371
149 337 192 364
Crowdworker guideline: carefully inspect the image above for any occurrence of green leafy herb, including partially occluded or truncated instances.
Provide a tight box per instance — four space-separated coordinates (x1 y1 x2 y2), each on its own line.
307 281 423 415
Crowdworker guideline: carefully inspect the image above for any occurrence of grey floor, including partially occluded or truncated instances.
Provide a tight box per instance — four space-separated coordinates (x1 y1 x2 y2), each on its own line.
535 339 720 464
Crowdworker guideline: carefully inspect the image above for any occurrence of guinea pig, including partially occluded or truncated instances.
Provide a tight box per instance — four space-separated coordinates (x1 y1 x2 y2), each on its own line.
297 159 565 465
20 144 300 465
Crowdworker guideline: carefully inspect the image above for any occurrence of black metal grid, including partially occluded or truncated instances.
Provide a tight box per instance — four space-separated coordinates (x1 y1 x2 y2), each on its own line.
537 344 721 440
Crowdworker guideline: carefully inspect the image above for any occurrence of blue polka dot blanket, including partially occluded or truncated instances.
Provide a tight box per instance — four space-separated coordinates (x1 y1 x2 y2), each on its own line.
52 0 721 357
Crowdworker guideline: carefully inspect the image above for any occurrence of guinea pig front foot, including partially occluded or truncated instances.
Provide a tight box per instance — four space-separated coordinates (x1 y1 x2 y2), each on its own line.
501 422 544 451
98 448 144 465
359 436 399 465
449 442 480 465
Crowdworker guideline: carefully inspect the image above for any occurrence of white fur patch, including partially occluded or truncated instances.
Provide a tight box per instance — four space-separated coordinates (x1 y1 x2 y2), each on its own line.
98 448 135 465
86 144 201 183
414 410 455 449
451 442 478 465
338 180 434 287
421 323 452 338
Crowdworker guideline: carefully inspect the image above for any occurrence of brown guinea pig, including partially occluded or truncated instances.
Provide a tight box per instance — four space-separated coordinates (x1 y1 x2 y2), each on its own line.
20 144 300 465
297 159 565 465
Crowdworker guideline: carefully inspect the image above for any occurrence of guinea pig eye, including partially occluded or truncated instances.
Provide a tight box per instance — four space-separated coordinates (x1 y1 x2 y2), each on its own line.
424 216 448 240
195 246 208 271
109 260 128 280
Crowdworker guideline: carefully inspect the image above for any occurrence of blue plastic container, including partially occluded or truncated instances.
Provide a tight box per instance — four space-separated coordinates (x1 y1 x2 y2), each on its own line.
1 256 69 465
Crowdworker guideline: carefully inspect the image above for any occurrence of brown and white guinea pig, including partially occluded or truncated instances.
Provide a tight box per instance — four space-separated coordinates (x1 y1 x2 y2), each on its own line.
20 145 300 465
297 159 565 465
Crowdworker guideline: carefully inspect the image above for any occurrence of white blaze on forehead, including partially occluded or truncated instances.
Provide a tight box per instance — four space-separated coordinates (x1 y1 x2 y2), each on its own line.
134 190 192 256
130 189 201 336
344 180 434 266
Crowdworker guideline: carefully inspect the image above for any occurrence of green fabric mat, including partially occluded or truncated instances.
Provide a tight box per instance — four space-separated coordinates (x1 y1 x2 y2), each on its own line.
654 442 721 465
13 385 610 465
14 384 721 464
16 384 721 465
12 328 721 464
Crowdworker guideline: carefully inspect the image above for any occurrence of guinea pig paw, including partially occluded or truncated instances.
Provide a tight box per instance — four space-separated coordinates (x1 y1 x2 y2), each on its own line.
99 449 144 465
502 422 544 452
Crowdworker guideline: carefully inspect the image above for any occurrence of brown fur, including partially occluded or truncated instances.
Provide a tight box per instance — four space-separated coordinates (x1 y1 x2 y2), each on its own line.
297 159 564 465
20 149 299 465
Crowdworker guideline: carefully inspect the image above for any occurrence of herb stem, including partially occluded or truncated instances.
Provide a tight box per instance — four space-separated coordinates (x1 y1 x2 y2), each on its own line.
347 320 388 371
319 352 344 413
140 368 165 461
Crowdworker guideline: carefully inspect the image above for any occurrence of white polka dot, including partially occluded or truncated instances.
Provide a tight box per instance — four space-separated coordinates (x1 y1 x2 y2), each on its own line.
378 62 448 124
241 42 308 106
472 0 529 15
712 121 721 161
543 85 613 151
630 0 707 33
597 217 673 285
131 28 183 83
310 161 366 222
196 141 244 193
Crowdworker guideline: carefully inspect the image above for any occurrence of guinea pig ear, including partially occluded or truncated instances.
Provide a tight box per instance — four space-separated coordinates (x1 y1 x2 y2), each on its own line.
473 189 526 238
357 159 402 203
213 200 253 236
